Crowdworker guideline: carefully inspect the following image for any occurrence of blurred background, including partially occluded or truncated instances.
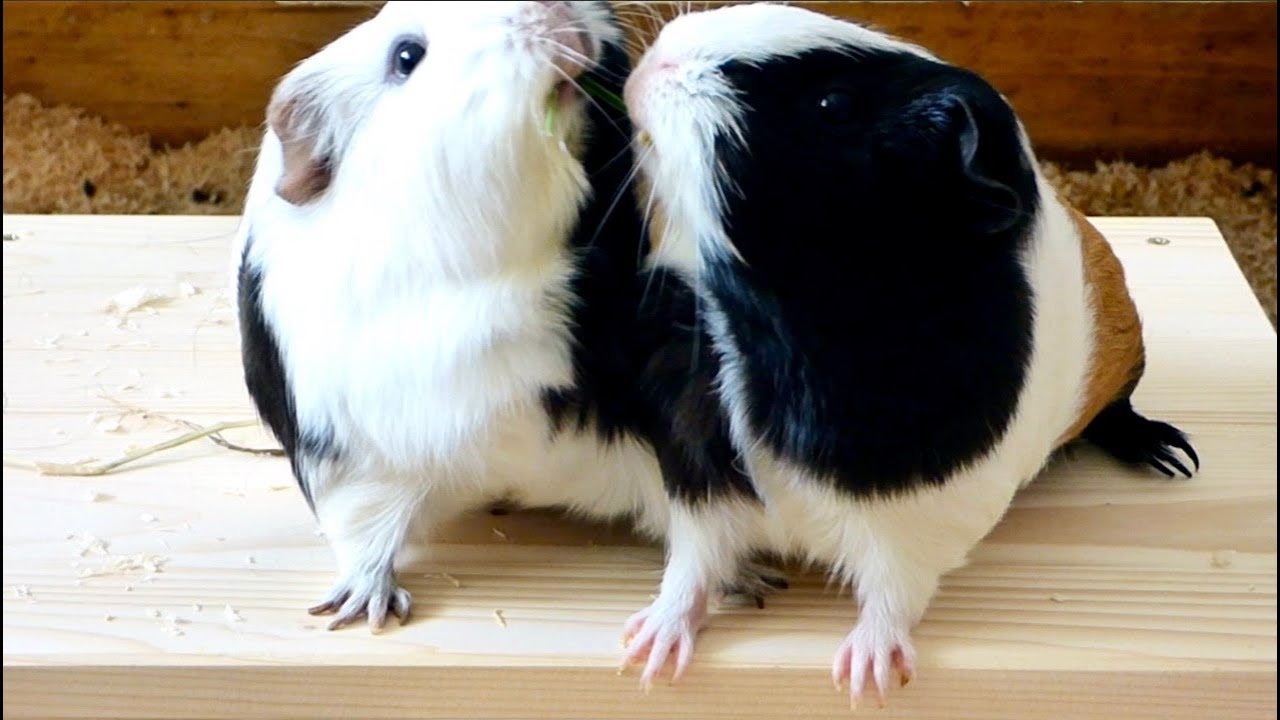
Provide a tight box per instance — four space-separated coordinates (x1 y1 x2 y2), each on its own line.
3 0 1275 324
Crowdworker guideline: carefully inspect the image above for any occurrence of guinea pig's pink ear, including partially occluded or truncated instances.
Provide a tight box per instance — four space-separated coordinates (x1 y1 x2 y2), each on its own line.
266 80 335 206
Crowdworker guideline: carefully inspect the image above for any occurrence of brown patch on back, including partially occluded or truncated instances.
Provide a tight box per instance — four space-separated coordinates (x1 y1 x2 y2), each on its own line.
1057 205 1147 446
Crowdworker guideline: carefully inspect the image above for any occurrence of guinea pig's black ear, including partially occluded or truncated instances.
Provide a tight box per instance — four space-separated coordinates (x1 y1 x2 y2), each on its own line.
878 91 1027 236
267 76 336 206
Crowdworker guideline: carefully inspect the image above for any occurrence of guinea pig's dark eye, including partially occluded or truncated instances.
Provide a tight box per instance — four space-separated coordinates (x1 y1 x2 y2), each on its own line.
817 90 854 124
391 39 426 79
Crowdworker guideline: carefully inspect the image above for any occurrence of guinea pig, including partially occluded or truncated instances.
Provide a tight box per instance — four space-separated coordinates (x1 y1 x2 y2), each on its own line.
621 2 1200 706
230 0 775 643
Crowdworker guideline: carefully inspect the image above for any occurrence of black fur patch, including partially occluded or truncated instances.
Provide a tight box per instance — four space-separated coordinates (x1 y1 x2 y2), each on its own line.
1082 398 1199 479
541 22 755 505
702 48 1041 499
238 238 333 511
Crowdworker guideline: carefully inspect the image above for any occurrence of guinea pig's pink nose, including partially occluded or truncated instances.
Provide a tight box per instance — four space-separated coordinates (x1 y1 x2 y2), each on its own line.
539 0 593 78
624 59 676 130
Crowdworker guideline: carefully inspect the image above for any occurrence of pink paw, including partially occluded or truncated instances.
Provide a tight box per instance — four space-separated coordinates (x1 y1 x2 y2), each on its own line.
619 595 708 691
831 622 916 709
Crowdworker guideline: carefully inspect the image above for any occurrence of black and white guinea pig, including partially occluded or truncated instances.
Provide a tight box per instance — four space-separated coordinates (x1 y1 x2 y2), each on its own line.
621 2 1201 706
230 0 772 648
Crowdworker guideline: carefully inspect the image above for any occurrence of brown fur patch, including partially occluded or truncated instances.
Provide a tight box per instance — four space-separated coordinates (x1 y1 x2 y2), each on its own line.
1057 204 1147 445
267 94 332 206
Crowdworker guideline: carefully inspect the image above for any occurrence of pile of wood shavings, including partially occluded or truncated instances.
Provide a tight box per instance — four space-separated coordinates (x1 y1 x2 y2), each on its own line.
3 92 1275 325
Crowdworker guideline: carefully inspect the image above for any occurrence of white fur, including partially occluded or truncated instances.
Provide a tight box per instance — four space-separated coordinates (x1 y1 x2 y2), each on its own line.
628 2 1098 691
232 1 668 617
627 2 934 275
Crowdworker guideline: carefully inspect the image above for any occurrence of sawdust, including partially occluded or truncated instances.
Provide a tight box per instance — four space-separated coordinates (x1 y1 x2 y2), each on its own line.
3 91 1275 325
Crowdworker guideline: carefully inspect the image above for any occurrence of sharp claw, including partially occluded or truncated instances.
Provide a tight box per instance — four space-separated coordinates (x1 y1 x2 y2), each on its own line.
1180 441 1201 470
1147 457 1174 477
1155 448 1192 478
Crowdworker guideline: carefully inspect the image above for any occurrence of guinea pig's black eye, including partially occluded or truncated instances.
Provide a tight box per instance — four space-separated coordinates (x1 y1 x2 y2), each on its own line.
391 39 426 79
817 90 855 124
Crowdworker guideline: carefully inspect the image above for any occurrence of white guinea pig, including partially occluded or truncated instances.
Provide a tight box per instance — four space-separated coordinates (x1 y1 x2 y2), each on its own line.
621 2 1199 706
231 0 778 646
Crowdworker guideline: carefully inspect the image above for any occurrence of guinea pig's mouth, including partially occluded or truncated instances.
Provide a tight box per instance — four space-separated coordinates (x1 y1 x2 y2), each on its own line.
551 78 580 108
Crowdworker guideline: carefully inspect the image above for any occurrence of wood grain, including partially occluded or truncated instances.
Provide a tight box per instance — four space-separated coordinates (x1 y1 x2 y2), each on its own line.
1 2 1276 165
2 214 1277 719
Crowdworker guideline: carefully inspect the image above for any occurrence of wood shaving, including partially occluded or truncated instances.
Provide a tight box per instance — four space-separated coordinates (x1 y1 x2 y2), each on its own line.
223 604 245 623
33 333 64 349
192 603 203 612
492 609 507 628
106 285 172 316
426 572 462 588
104 613 115 622
1211 550 1237 568
84 490 107 503
6 418 260 476
1049 594 1067 603
491 528 509 541
139 513 158 524
177 282 201 298
157 612 188 637
104 316 141 332
78 552 167 579
72 533 111 557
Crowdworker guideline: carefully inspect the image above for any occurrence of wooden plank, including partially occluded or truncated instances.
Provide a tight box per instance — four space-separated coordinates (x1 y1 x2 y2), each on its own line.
1 213 1276 719
2 2 1275 165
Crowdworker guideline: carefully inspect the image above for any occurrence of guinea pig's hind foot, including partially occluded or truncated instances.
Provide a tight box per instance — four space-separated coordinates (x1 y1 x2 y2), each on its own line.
307 568 413 632
831 620 916 710
618 591 709 692
719 560 789 609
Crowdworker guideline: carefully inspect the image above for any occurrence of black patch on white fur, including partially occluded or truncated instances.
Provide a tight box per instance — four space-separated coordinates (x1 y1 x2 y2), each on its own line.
541 16 756 505
238 237 333 511
702 48 1040 499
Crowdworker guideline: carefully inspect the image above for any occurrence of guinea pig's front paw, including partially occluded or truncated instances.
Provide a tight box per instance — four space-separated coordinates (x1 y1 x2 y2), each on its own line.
618 595 709 692
831 620 916 710
307 570 412 632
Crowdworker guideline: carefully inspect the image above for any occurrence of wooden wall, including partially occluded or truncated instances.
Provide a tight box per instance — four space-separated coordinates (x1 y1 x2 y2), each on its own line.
3 1 1276 166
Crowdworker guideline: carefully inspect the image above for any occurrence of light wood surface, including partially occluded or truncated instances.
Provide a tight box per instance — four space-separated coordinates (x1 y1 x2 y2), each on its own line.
2 1 1276 166
2 214 1276 719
